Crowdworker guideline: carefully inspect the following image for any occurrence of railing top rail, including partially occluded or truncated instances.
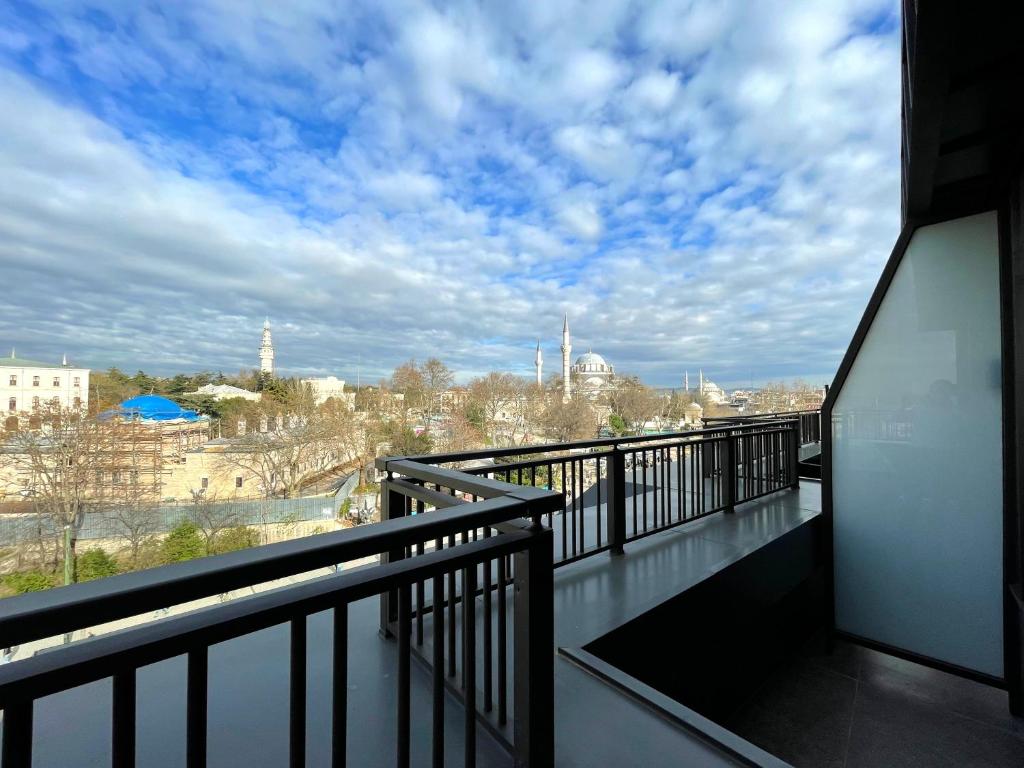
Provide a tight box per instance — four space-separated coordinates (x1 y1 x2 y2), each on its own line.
391 418 800 467
703 409 820 423
0 530 536 703
0 491 540 648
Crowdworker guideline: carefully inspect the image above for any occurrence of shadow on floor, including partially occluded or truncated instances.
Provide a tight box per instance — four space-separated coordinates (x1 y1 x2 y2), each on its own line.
727 635 1024 768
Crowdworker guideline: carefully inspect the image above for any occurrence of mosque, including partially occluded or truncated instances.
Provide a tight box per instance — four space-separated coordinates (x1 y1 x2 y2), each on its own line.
535 315 617 401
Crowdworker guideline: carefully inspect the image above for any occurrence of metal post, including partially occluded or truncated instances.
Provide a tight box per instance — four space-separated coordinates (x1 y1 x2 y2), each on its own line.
789 420 800 489
606 447 626 555
722 434 735 513
379 471 406 638
513 523 554 768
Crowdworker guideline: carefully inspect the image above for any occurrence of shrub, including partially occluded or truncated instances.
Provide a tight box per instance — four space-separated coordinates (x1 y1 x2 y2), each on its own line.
210 526 260 554
76 549 121 582
339 498 352 519
3 570 55 594
161 521 205 563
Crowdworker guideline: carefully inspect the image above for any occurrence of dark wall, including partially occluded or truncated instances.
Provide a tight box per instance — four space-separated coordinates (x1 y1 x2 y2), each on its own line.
584 516 824 722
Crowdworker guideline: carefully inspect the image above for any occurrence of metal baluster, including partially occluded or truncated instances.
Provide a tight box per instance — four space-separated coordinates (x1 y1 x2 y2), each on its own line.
483 541 493 713
113 670 137 768
1 698 32 768
416 498 425 645
291 616 307 768
187 647 208 768
560 462 568 561
595 456 602 546
333 604 348 768
642 449 648 531
397 584 411 768
463 565 478 768
497 554 508 726
432 563 445 768
631 449 638 534
448 534 457 677
578 459 585 553
570 460 577 558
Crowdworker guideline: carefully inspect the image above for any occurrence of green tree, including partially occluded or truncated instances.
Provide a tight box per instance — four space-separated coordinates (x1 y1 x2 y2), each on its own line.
161 521 205 563
3 570 55 594
76 549 121 582
210 526 260 554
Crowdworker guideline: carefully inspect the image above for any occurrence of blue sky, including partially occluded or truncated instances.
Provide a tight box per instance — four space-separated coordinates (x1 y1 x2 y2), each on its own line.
0 0 902 388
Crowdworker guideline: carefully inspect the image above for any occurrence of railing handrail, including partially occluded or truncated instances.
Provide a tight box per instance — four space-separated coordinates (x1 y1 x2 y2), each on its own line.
0 530 534 704
703 409 820 423
390 418 801 467
0 488 557 648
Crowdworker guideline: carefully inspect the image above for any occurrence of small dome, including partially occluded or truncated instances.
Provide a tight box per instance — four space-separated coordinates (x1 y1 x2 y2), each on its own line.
574 351 608 369
118 395 201 422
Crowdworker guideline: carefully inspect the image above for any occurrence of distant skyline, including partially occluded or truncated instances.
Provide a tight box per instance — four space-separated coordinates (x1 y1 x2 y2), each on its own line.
0 1 901 388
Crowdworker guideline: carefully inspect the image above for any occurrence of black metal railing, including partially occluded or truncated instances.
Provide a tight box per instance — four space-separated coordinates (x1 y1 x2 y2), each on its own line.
704 409 821 445
383 419 800 569
0 465 560 768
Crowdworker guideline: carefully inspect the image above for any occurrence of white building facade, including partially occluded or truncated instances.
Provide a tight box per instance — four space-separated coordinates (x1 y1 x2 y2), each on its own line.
301 376 353 407
1 351 90 416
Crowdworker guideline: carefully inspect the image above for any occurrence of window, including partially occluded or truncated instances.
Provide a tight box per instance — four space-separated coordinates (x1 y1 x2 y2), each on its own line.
7 398 14 413
201 477 209 490
32 376 39 387
95 470 103 485
52 377 60 387
8 375 15 386
73 397 81 409
111 471 121 485
235 476 243 489
32 397 39 408
73 377 80 388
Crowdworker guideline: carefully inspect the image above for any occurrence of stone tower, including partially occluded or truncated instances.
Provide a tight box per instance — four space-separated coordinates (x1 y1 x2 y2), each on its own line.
259 317 275 375
561 314 572 402
535 340 543 388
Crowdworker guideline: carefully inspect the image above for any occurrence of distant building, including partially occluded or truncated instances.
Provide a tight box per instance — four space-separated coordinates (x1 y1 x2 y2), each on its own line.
550 315 617 401
1 350 90 420
259 318 275 375
697 370 727 405
187 384 261 402
301 376 353 407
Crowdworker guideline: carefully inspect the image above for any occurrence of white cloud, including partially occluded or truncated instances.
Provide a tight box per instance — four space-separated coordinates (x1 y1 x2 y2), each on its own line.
556 201 604 241
0 0 904 386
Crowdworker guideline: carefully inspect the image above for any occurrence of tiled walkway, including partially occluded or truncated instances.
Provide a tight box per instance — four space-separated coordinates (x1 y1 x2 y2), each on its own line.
729 636 1024 768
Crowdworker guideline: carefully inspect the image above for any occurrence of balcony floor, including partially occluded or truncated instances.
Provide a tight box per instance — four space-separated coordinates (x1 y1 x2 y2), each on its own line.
19 482 822 767
728 635 1024 768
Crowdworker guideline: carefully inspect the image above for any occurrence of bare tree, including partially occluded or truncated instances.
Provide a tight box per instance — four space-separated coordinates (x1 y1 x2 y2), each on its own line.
606 376 662 435
467 373 528 446
1 405 112 578
221 395 346 499
420 358 455 423
540 395 596 442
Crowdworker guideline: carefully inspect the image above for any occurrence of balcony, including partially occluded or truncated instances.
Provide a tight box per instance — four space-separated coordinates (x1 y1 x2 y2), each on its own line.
1 411 1020 767
0 417 822 766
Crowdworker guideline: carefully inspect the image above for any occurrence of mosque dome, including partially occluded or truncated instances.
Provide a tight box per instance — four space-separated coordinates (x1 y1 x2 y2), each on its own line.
572 351 613 375
118 395 201 422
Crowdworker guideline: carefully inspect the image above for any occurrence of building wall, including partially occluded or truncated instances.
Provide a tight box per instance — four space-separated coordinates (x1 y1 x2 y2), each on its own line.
1 365 89 415
831 211 1003 678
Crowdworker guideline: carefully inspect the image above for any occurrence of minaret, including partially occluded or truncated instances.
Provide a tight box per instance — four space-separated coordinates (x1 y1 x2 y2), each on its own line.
259 317 275 375
699 369 704 395
684 371 689 391
561 314 572 402
535 340 543 388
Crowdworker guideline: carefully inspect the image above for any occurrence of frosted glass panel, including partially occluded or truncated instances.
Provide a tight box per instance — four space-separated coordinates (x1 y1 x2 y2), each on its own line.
832 211 1003 678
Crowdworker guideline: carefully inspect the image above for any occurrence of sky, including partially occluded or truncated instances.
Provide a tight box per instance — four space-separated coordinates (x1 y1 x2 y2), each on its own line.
0 0 903 389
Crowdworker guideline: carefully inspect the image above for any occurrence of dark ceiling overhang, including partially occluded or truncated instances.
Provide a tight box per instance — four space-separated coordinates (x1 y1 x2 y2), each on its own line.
901 0 1024 222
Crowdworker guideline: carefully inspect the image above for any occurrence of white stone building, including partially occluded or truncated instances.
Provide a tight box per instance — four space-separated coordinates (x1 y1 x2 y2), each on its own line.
1 350 90 418
301 376 354 407
187 384 261 402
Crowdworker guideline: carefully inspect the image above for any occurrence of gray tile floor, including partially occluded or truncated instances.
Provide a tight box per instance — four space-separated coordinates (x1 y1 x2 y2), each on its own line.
728 636 1024 768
